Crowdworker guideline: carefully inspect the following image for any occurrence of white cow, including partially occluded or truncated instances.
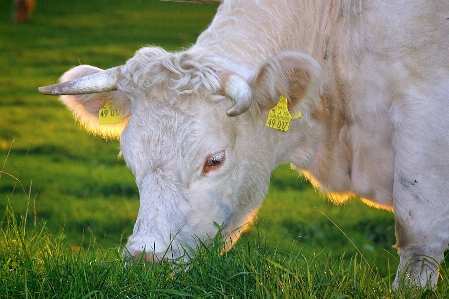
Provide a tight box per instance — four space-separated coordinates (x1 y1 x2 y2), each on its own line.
39 0 449 289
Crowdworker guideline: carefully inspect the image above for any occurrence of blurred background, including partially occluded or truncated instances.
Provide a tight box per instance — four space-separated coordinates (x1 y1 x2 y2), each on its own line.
0 0 397 276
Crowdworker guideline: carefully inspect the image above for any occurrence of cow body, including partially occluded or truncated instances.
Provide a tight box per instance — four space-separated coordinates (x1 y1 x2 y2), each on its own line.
39 0 449 289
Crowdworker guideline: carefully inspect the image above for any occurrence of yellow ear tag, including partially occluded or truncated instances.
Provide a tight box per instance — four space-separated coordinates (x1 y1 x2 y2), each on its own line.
99 100 123 125
266 95 301 132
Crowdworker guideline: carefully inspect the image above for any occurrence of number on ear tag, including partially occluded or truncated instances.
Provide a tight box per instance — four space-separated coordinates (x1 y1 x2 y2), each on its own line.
266 95 301 132
99 100 123 125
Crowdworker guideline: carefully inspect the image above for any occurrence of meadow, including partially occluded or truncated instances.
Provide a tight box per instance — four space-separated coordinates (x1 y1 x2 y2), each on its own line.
0 0 447 297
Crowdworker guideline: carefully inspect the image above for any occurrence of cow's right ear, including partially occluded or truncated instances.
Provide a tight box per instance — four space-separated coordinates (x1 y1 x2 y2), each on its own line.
57 65 131 139
251 51 323 118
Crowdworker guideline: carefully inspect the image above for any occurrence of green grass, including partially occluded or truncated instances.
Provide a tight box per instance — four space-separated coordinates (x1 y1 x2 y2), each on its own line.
0 0 448 296
2 204 446 298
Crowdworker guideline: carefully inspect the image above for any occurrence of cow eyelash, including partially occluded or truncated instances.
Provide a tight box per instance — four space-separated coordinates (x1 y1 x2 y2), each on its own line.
202 151 226 175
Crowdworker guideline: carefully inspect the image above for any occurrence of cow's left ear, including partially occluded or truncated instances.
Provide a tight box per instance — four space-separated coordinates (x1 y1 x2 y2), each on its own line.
250 51 323 117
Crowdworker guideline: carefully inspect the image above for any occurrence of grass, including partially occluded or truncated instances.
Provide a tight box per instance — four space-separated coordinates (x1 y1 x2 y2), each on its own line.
0 0 448 297
2 203 446 298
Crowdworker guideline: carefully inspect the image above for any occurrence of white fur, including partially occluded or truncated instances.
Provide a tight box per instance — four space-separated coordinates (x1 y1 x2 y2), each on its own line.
53 0 449 289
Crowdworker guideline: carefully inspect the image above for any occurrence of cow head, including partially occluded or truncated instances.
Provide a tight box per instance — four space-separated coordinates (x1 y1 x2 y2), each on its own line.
39 47 323 262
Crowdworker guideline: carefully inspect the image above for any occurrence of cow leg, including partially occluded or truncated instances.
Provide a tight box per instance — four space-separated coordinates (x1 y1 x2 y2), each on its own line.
392 209 444 289
391 95 449 289
392 163 449 289
392 195 447 289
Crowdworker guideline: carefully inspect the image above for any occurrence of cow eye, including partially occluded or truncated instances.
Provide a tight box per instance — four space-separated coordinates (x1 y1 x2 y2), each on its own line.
203 151 226 175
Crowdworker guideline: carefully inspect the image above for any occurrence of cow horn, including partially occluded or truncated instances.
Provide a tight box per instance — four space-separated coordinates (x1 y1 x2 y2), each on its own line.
38 66 121 95
218 71 252 117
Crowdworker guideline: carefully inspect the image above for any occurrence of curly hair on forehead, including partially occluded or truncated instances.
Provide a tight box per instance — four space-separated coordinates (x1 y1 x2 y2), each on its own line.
124 46 225 96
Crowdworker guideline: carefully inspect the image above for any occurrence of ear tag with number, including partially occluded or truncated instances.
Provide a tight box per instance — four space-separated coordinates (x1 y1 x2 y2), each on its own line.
266 95 301 132
99 100 123 125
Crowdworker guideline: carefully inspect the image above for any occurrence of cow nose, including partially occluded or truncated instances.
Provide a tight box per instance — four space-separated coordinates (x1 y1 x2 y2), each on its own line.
132 252 168 264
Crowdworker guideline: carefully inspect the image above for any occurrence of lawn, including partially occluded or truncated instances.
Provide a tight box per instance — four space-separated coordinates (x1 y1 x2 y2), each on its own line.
0 0 447 297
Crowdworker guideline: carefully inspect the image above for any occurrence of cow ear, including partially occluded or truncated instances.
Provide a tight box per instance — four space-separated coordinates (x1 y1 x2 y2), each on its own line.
58 65 131 139
251 51 323 117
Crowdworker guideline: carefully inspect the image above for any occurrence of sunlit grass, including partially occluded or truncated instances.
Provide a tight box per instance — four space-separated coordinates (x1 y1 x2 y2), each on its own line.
2 201 447 297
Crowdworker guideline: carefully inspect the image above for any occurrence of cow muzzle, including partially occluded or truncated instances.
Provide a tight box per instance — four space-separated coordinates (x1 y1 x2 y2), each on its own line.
123 249 169 265
133 252 169 264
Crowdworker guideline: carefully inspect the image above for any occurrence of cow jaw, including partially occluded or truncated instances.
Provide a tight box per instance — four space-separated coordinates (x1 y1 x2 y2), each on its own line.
123 168 238 262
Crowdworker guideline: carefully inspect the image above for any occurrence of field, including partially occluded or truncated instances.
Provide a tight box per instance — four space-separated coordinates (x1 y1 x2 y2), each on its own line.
0 0 447 297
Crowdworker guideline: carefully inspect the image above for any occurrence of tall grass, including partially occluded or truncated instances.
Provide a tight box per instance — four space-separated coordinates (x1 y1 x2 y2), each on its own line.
2 199 447 298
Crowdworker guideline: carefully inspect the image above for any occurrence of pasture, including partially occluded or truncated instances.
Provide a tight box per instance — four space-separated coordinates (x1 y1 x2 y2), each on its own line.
0 0 448 297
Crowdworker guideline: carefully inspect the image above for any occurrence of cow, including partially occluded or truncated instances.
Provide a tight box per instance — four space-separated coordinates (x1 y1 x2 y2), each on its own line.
13 0 36 23
38 0 449 289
